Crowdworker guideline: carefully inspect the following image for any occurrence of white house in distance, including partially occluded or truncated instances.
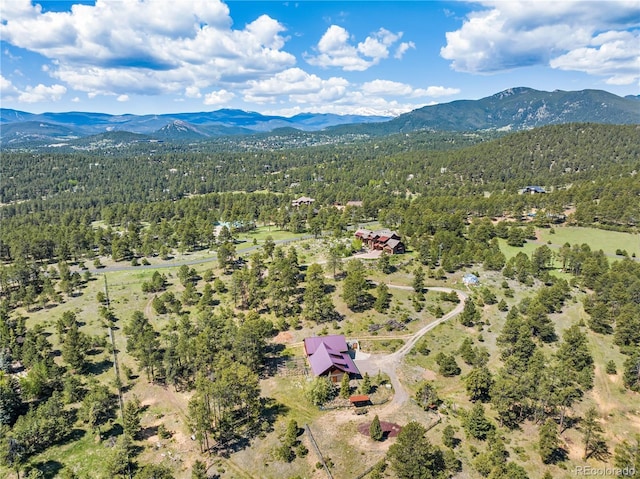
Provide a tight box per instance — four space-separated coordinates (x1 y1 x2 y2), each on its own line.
291 196 315 208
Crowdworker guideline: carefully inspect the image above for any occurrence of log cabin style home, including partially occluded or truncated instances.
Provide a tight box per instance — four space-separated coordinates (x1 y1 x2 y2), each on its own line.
354 228 405 254
304 335 360 383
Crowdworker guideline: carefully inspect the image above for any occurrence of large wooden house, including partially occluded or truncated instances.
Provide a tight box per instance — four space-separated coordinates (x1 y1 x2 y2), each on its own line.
304 335 360 383
354 228 405 254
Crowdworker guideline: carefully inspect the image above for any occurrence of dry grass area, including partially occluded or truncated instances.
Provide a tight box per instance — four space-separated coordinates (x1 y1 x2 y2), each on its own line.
7 229 640 479
400 276 640 479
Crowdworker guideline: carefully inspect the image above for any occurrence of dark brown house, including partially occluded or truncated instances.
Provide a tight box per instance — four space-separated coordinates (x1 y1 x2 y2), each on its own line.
355 228 405 254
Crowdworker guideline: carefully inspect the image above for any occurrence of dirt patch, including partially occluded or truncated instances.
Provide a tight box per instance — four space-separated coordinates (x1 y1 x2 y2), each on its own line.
273 331 294 344
353 250 383 259
422 369 437 381
357 421 402 438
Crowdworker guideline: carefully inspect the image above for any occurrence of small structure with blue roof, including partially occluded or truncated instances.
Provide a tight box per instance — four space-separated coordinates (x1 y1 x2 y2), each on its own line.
463 273 479 286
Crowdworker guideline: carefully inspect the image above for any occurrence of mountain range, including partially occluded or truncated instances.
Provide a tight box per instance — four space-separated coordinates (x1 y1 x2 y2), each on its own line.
1 87 638 146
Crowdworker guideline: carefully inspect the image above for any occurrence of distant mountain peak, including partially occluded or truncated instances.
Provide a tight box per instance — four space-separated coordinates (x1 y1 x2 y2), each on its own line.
493 87 533 98
1 88 637 147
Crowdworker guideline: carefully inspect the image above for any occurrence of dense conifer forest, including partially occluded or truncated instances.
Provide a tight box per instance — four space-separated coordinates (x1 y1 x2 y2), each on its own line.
0 123 638 479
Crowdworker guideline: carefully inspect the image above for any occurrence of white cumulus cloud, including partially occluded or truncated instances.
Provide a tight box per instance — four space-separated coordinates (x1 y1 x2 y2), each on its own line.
204 89 235 106
440 0 640 85
17 83 67 103
244 69 454 116
550 30 640 85
362 80 460 99
0 75 19 99
244 68 348 104
306 25 410 71
0 0 296 98
394 41 415 59
185 86 202 99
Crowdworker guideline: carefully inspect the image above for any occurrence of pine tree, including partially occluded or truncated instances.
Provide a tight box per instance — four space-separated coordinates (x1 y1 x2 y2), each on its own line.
436 353 461 377
442 425 457 449
623 353 640 392
387 421 446 479
340 373 351 399
413 266 425 294
460 298 480 327
360 372 372 395
192 460 208 479
557 324 594 390
378 252 393 274
582 407 607 460
123 395 142 440
78 380 114 432
497 299 508 311
613 434 640 473
0 436 25 479
465 366 493 402
374 282 390 312
342 260 371 311
61 318 88 372
370 415 383 441
415 382 439 410
464 403 494 440
0 373 22 426
539 418 559 464
458 337 476 365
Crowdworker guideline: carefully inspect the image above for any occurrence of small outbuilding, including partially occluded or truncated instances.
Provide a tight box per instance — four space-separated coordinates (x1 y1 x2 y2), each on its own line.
349 395 371 407
462 273 479 286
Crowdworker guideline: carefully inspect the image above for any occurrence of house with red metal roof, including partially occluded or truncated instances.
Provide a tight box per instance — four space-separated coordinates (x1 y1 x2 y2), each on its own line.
354 228 405 254
304 335 360 383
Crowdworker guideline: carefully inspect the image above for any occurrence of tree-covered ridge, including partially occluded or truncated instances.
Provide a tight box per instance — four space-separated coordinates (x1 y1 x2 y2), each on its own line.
3 124 638 211
3 88 637 148
1 124 638 268
0 121 639 478
1 129 495 207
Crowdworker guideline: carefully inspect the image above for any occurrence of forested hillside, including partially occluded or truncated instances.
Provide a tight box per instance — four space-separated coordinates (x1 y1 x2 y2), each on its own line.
0 122 638 479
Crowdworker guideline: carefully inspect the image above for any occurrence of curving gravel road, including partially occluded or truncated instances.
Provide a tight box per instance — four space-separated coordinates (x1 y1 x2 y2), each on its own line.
355 285 468 411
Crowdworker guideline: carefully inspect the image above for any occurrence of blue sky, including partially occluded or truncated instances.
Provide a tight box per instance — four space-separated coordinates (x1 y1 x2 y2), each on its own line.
1 0 638 116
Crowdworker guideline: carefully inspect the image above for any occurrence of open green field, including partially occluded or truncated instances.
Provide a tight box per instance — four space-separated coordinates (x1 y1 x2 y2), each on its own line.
537 226 639 257
498 225 639 264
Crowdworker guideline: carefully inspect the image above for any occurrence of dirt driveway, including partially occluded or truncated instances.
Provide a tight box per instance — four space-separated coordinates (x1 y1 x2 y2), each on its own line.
355 286 467 414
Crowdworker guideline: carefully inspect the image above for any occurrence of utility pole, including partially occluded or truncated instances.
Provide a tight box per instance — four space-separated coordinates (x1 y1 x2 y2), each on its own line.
103 275 125 418
103 275 132 479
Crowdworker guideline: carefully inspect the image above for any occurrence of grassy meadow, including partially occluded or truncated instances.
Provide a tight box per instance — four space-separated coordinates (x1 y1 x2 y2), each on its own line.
4 224 639 479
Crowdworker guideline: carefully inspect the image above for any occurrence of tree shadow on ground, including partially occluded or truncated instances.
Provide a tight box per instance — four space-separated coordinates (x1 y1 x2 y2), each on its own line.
260 397 289 435
60 428 86 446
86 358 113 375
139 425 158 440
29 459 63 479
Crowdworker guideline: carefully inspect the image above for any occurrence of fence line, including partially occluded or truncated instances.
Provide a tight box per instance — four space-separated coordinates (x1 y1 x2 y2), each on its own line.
304 424 333 479
354 464 377 479
319 397 389 411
